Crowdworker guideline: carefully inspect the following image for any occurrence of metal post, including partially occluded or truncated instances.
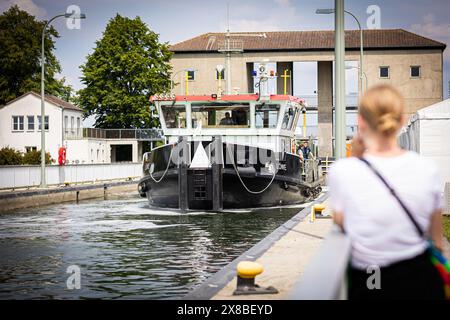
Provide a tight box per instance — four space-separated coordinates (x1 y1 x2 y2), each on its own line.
41 15 64 188
226 36 232 94
302 109 307 138
178 137 189 212
40 12 85 188
335 0 346 159
344 10 364 95
212 136 223 211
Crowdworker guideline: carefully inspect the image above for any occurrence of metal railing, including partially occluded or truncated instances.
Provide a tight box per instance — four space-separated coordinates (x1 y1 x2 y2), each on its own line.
74 128 164 141
218 39 244 52
288 225 351 300
0 163 142 189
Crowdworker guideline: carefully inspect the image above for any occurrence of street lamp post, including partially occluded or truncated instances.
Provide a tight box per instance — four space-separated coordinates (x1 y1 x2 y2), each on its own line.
334 0 346 160
316 8 364 95
346 65 368 90
40 12 86 188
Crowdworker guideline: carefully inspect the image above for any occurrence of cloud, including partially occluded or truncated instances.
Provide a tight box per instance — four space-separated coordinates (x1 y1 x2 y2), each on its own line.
274 0 291 6
411 13 450 61
0 0 47 18
219 0 301 32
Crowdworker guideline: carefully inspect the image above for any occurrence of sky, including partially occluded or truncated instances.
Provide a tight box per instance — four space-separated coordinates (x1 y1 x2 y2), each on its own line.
1 0 449 100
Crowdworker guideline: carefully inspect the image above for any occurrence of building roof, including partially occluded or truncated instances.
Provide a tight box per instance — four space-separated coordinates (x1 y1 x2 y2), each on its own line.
2 91 83 112
170 29 446 53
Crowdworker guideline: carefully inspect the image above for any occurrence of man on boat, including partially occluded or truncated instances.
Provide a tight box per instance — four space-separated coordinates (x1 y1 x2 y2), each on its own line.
219 112 235 125
301 142 312 160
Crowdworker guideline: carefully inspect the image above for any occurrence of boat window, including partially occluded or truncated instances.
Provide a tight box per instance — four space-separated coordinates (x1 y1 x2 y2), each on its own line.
191 103 250 128
161 105 186 128
281 107 295 130
255 104 279 128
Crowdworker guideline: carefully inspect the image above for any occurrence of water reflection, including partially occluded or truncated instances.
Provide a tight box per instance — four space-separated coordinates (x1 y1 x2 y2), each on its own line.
0 194 304 299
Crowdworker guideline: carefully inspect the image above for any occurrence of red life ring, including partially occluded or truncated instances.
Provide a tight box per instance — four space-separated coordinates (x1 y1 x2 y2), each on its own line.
58 147 67 165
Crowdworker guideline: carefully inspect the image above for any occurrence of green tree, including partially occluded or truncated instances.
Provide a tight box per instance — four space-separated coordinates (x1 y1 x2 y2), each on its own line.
77 14 172 128
0 5 68 105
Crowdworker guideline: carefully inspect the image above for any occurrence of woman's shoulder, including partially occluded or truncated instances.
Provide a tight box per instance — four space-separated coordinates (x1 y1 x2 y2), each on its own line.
329 151 439 176
391 151 440 174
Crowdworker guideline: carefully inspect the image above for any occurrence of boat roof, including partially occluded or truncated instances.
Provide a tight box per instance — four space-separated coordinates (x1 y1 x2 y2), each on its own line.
150 94 305 105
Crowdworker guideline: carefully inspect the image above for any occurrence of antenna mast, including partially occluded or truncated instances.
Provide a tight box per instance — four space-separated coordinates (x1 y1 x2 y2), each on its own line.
218 4 267 95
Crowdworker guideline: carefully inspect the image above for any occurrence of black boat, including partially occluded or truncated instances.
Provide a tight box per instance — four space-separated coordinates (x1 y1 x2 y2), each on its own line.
138 91 323 211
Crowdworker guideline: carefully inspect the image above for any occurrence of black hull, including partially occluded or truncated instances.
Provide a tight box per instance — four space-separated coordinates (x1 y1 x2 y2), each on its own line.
138 142 323 211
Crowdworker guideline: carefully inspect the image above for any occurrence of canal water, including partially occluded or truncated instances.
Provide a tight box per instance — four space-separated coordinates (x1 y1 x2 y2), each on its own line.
0 194 304 299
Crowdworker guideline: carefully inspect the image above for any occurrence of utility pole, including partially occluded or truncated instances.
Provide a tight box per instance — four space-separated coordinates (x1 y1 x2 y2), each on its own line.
334 0 346 159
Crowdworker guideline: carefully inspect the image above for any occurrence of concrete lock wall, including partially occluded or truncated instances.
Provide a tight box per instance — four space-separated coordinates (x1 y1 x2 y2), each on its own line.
171 49 444 117
0 163 142 189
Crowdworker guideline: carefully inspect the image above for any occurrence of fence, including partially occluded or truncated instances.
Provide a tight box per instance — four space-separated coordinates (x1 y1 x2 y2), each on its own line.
0 163 142 189
78 128 164 141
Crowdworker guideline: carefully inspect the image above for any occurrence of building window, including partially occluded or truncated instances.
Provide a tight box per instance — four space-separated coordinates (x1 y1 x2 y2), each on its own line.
38 116 49 131
27 116 34 131
216 69 225 80
64 116 68 133
25 146 37 153
410 66 421 78
187 70 195 81
255 104 279 128
77 117 81 136
71 116 75 133
379 66 389 78
12 116 24 131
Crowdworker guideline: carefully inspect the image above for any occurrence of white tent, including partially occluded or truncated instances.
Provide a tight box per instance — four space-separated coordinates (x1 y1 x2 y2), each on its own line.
399 99 450 190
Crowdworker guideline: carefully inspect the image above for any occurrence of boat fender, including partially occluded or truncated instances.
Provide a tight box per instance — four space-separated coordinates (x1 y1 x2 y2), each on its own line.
237 166 256 178
138 183 147 197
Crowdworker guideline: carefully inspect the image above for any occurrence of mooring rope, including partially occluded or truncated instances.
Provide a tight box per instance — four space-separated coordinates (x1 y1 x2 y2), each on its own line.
225 144 277 194
149 145 175 183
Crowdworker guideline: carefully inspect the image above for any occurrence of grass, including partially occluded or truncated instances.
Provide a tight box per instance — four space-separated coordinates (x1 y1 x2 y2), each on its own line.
443 215 450 241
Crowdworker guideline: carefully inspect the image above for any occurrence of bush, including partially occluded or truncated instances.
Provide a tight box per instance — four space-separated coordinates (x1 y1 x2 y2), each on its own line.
0 147 23 165
22 149 52 165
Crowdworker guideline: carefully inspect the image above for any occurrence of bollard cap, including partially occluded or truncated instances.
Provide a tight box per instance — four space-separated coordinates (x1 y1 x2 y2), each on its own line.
237 261 263 279
313 203 326 211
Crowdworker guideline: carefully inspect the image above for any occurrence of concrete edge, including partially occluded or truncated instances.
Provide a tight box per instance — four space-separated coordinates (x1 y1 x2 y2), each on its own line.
183 192 329 300
0 180 138 200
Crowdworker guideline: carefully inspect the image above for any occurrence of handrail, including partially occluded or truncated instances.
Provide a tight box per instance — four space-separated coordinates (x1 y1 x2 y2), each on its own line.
288 225 351 300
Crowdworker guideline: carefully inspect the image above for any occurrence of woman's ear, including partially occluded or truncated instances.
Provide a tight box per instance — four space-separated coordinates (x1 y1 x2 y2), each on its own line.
357 115 366 132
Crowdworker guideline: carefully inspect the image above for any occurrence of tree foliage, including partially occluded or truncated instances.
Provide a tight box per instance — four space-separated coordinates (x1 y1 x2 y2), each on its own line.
77 14 172 128
22 149 52 165
0 147 23 165
0 147 52 165
0 5 69 105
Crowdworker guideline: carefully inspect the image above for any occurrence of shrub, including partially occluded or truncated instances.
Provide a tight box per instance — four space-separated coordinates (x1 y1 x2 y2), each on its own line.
0 147 23 165
22 149 52 165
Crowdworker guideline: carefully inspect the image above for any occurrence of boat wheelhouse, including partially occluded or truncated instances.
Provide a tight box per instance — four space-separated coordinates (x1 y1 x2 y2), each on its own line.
138 93 323 211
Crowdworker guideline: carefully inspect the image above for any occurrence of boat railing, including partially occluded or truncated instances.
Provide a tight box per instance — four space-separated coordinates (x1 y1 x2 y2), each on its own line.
288 225 352 299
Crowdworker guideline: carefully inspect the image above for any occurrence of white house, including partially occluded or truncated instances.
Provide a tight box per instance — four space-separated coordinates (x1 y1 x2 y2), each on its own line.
0 91 85 162
0 92 161 164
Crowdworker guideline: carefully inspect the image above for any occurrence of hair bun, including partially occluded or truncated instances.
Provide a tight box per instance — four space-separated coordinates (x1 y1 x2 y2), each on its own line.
377 113 399 136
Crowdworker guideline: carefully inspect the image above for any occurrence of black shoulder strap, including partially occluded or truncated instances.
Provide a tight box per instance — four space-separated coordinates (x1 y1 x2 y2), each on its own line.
358 157 425 237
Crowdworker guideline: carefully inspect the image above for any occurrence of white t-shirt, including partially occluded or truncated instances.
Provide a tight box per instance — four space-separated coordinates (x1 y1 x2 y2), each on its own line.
328 151 443 269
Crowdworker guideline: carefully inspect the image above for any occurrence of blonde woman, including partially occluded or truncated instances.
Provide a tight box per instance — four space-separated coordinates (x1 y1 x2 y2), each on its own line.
328 85 445 299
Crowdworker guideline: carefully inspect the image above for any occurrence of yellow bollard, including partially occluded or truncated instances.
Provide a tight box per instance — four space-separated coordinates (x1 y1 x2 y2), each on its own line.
233 261 278 295
310 203 326 222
